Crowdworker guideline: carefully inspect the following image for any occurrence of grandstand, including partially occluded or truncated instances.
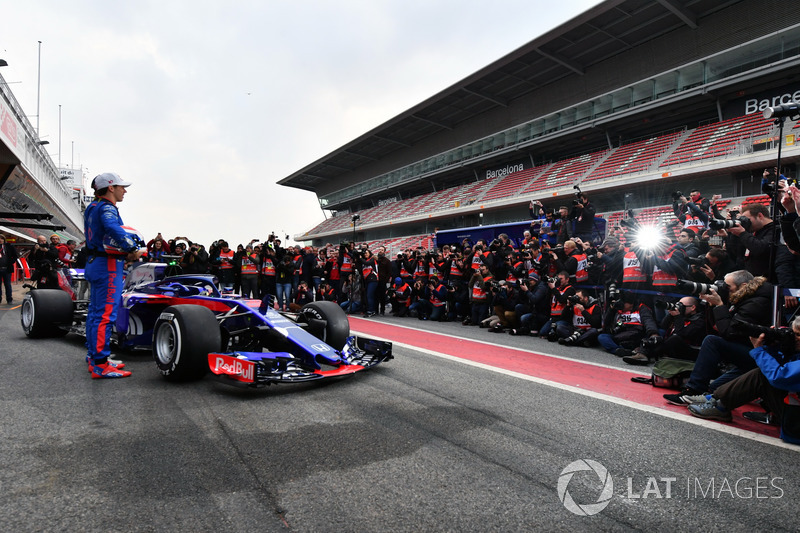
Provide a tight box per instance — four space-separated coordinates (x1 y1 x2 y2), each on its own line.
282 1 800 252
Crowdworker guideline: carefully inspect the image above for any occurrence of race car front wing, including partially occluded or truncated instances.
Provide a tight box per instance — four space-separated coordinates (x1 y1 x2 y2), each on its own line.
208 335 393 387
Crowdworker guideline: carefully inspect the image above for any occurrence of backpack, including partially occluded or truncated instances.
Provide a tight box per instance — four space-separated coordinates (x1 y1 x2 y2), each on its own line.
631 357 695 389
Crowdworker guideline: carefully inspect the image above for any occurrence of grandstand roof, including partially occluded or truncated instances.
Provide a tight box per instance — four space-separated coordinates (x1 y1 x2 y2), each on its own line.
279 0 744 194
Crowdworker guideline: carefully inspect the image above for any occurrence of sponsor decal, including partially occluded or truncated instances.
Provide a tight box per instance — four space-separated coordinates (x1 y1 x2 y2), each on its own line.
208 354 255 383
311 344 330 352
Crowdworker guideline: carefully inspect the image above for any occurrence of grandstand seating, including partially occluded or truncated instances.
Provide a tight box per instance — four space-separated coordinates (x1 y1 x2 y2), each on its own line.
582 131 682 183
520 150 609 196
304 114 787 243
479 164 548 202
659 113 775 167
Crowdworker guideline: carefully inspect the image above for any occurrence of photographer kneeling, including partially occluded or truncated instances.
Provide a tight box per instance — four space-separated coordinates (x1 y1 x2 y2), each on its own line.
622 296 706 365
557 289 602 347
597 292 660 357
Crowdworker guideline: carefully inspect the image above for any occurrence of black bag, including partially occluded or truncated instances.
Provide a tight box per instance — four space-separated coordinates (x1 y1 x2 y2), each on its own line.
631 357 695 389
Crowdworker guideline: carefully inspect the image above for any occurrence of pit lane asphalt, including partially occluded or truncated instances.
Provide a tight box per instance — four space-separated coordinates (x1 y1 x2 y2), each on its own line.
1 284 798 532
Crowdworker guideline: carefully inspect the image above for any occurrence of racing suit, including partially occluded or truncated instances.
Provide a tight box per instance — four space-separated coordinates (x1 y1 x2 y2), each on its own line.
84 199 138 364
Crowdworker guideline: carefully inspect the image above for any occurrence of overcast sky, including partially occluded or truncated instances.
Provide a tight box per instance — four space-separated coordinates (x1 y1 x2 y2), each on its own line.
2 0 600 247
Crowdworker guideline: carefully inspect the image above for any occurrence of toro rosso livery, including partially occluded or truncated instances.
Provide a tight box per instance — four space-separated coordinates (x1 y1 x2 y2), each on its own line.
21 263 392 386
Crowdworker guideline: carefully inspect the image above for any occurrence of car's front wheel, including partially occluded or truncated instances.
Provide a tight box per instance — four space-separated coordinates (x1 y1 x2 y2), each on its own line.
152 305 221 381
20 289 73 338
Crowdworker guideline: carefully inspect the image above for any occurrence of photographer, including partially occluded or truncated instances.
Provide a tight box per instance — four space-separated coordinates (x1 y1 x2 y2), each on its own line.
725 202 776 277
510 274 549 336
688 316 800 425
539 271 575 341
487 279 518 332
557 289 602 346
593 236 623 286
373 246 392 315
358 248 379 317
258 245 277 298
663 270 773 405
338 241 356 292
672 189 711 232
622 296 706 365
180 242 209 275
687 248 736 283
597 292 659 357
466 263 494 325
569 191 595 242
392 277 412 317
288 280 313 312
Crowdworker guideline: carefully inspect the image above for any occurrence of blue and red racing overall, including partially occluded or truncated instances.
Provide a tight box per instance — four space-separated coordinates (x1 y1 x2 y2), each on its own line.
84 198 139 373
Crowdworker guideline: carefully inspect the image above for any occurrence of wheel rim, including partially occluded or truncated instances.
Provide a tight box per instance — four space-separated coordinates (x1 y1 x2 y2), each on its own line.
21 299 34 329
155 322 177 365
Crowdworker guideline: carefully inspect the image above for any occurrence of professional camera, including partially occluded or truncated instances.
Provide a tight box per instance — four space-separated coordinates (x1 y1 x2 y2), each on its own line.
567 294 582 305
607 283 620 301
731 318 796 355
620 216 640 230
655 300 685 313
641 336 663 348
686 255 708 267
545 276 558 285
671 191 684 201
675 279 725 295
708 215 751 231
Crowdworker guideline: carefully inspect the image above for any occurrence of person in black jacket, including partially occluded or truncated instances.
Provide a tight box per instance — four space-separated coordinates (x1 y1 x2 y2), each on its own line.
597 292 659 357
623 296 707 365
663 270 774 405
570 192 596 241
0 234 19 304
726 202 776 277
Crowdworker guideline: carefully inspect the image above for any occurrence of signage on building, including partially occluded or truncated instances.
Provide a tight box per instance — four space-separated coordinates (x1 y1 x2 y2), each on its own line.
482 159 530 180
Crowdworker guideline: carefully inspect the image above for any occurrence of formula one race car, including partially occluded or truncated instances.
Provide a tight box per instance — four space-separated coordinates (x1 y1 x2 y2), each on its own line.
20 263 392 386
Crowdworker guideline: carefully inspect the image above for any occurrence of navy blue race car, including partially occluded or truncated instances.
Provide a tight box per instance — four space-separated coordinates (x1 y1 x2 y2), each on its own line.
20 263 392 386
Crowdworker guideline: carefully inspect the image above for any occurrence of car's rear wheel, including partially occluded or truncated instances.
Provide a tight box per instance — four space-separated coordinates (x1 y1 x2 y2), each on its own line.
300 300 350 350
20 289 73 338
153 305 221 381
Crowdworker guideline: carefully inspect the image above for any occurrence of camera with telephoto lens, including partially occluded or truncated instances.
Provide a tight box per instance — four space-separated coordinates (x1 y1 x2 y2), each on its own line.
675 279 725 295
655 300 686 313
708 215 751 231
731 318 796 356
607 283 620 301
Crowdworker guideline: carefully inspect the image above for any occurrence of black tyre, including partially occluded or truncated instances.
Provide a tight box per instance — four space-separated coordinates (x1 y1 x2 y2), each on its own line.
152 305 221 381
300 300 350 350
20 289 73 338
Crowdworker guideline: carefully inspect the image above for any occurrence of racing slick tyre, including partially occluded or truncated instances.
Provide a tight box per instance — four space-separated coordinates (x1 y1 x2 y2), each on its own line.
153 304 221 381
300 300 350 350
20 289 73 338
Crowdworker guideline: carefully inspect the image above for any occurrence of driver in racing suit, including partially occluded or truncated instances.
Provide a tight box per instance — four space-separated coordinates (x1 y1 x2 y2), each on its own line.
84 173 144 378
